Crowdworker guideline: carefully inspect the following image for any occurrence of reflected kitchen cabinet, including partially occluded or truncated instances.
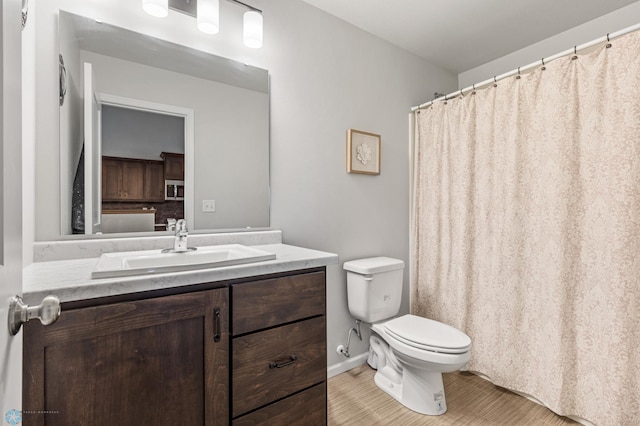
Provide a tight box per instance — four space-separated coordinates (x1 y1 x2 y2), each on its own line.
161 152 184 181
102 156 164 202
145 160 165 202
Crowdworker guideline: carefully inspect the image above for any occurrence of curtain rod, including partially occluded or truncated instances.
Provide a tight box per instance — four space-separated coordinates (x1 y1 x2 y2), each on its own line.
411 22 640 112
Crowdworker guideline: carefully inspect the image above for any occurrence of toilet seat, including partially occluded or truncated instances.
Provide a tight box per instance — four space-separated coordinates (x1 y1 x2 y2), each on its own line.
383 314 471 354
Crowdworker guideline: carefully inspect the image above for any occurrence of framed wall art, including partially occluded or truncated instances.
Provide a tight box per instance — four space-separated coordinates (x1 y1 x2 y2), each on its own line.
347 129 381 175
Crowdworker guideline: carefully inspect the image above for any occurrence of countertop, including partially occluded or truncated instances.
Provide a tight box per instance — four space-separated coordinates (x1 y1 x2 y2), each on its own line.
102 209 156 214
23 243 339 305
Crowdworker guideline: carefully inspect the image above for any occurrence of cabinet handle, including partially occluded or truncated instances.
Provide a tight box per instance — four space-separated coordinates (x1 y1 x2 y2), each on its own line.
213 307 221 342
269 355 297 369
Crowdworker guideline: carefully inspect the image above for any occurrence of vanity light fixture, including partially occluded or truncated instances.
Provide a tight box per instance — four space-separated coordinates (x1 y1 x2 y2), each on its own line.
142 0 263 48
243 9 263 48
197 0 219 34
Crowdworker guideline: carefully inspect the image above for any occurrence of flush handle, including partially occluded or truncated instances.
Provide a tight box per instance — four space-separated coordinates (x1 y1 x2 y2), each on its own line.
269 354 297 369
8 295 61 336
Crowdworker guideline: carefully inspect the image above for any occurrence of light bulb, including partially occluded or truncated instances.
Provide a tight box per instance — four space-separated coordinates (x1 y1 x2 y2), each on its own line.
198 0 220 35
243 10 263 48
142 0 168 18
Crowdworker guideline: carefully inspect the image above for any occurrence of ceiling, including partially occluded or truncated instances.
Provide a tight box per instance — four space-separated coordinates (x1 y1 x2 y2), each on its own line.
302 0 639 73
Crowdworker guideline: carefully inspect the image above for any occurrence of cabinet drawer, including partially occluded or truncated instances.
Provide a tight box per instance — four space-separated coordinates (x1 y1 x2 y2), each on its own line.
232 382 326 426
232 316 326 417
232 271 325 335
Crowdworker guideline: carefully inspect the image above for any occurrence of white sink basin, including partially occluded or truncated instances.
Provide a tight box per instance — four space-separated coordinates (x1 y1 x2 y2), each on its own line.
91 244 276 279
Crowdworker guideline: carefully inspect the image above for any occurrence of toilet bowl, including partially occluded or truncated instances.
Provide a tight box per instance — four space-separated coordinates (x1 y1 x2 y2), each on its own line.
343 257 471 415
369 314 471 415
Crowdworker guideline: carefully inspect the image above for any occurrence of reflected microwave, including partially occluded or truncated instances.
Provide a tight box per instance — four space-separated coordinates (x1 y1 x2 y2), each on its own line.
165 180 184 200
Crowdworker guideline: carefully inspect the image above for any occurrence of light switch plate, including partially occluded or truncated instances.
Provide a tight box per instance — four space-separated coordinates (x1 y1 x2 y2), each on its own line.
202 200 216 212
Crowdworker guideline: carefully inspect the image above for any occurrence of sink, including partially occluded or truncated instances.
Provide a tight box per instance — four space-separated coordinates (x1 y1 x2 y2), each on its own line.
92 244 276 279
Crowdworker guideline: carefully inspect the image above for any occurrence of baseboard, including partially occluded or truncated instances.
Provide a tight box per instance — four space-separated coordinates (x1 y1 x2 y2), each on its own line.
327 352 369 379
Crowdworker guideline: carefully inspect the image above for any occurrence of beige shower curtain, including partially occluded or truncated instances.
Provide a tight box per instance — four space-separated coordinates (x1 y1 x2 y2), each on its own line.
412 30 640 425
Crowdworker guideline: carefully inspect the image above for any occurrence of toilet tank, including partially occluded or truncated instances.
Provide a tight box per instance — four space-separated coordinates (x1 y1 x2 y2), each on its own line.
343 257 404 323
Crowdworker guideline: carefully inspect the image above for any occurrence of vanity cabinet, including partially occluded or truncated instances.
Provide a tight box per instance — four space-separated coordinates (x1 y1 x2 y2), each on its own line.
231 269 327 425
22 267 328 426
102 156 164 202
23 287 229 426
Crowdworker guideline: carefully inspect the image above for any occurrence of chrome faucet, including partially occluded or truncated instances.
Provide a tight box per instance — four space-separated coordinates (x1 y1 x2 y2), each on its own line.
163 219 196 253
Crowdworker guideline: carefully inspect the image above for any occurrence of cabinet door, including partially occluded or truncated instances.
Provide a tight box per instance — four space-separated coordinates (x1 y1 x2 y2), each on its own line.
23 289 229 426
121 160 145 200
101 158 123 200
163 152 184 180
145 161 165 202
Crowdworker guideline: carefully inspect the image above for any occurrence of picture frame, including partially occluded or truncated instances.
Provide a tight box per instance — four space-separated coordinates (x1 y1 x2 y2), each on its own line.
347 129 381 175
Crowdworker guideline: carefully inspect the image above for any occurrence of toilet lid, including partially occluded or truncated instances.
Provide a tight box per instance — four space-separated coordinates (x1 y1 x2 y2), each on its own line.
384 314 471 354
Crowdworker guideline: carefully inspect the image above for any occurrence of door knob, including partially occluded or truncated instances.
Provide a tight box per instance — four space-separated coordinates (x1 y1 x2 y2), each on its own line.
8 295 61 336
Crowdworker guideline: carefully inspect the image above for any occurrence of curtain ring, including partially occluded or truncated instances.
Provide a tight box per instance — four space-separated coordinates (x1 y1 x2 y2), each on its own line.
572 46 578 60
606 33 612 48
516 66 521 79
472 83 476 95
541 57 546 71
493 76 498 87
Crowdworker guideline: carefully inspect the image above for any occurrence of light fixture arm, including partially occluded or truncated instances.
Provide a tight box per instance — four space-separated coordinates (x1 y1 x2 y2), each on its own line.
226 0 261 13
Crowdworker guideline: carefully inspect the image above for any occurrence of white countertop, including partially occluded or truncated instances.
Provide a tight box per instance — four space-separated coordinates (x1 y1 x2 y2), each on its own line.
23 244 339 305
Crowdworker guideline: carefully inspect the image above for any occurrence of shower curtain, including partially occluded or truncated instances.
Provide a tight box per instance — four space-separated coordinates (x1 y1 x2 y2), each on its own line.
412 30 640 425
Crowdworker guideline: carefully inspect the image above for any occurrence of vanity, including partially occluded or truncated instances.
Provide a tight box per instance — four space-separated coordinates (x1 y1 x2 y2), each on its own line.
22 232 338 425
26 5 328 424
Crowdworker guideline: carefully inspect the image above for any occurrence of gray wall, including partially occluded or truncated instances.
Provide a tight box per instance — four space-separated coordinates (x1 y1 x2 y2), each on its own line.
264 2 456 368
29 0 457 369
101 105 184 160
459 1 640 88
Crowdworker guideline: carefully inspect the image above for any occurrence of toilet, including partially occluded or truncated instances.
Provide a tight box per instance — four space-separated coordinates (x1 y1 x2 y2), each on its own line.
343 257 471 415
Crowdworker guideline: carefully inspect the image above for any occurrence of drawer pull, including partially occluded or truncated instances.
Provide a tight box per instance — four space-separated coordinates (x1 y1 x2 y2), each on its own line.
213 307 221 342
269 355 297 369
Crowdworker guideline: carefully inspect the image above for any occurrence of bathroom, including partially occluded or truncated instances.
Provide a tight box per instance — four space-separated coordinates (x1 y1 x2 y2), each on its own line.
2 0 639 424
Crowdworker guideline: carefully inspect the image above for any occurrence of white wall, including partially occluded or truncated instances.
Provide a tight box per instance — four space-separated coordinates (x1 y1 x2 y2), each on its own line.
459 1 640 88
29 0 457 368
22 0 36 265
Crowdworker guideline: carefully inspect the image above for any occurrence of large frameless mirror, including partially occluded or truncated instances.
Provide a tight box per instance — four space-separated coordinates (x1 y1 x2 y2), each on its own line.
59 10 270 236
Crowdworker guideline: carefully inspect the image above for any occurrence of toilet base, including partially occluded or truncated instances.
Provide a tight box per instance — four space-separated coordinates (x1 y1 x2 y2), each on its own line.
374 365 447 415
369 335 448 415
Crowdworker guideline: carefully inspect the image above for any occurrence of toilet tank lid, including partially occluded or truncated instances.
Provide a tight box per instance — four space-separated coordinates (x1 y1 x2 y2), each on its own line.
343 257 404 274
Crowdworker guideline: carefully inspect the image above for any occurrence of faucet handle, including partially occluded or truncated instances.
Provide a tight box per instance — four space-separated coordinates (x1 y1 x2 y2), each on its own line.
176 219 187 232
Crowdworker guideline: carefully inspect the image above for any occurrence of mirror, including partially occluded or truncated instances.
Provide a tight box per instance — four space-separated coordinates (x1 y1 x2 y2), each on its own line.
59 11 270 236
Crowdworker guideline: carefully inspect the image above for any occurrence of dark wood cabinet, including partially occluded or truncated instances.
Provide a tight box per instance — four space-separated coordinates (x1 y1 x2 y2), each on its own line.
145 160 165 202
161 152 184 180
23 268 328 425
102 157 125 200
121 160 145 200
231 270 327 424
102 156 164 202
23 288 229 426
